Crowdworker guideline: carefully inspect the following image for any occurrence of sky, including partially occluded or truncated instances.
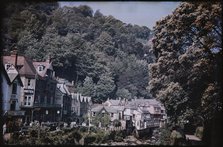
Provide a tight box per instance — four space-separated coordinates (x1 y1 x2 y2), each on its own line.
59 2 181 29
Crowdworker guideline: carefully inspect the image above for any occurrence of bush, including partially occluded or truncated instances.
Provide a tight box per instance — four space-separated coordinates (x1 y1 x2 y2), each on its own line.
84 134 96 144
79 126 88 132
158 127 171 145
109 130 125 142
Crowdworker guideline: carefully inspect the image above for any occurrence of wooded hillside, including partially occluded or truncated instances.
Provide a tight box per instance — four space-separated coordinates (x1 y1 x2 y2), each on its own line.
1 2 154 103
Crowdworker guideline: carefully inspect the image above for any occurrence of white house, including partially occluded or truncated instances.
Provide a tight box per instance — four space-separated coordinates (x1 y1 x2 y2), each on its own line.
1 63 24 118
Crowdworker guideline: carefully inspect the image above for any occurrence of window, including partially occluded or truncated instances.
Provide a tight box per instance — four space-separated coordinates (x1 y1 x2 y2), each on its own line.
27 79 31 86
12 82 17 94
161 110 164 113
111 113 114 117
133 114 135 119
24 96 32 106
5 64 11 70
10 100 16 110
154 107 160 112
92 112 96 117
38 65 44 72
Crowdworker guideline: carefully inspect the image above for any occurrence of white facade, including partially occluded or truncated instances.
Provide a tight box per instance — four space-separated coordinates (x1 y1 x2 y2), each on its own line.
20 77 36 107
1 66 22 113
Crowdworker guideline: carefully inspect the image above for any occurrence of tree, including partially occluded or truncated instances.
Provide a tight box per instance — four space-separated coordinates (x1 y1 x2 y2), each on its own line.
95 73 116 102
148 1 222 145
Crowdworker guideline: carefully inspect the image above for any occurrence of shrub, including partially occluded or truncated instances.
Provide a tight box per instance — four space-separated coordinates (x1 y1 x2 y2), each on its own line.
84 134 96 144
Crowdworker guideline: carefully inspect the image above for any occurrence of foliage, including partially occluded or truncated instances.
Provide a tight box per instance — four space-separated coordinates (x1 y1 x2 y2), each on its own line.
2 2 152 102
91 112 110 127
148 1 222 128
148 2 222 146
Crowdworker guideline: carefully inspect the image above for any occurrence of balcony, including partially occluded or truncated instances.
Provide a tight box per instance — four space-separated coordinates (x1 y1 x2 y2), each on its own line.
7 110 25 116
24 88 34 94
33 103 61 108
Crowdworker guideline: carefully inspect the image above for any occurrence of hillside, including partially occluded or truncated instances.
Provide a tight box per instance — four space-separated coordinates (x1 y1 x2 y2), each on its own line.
1 2 155 102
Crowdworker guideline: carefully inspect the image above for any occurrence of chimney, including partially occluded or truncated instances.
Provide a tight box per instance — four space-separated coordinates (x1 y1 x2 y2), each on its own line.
11 47 18 69
15 52 18 69
72 80 74 86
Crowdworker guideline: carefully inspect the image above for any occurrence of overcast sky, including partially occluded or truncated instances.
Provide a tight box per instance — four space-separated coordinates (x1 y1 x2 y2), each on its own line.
59 2 181 29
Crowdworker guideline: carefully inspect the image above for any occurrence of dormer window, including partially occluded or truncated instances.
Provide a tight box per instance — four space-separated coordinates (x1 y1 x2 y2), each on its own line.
38 65 45 72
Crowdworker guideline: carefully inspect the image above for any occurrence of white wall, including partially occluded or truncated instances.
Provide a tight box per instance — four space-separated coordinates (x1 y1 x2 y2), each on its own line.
1 72 22 112
20 77 36 107
2 72 10 112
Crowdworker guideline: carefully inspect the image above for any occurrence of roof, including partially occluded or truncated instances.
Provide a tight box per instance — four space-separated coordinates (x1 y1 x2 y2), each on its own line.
6 64 19 83
57 83 70 95
129 99 162 107
1 64 23 86
33 61 53 78
91 105 124 113
105 99 121 106
3 55 36 78
91 105 104 112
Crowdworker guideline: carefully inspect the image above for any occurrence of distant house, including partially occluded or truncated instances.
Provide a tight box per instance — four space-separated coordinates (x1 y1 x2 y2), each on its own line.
125 99 167 129
101 98 167 130
91 105 124 121
55 79 72 121
71 93 92 123
1 63 24 119
3 53 37 123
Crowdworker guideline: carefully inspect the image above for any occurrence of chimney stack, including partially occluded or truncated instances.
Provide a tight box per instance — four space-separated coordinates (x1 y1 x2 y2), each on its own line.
11 47 18 69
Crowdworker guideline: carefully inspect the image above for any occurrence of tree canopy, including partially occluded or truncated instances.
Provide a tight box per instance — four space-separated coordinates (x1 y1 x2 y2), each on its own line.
1 2 152 102
148 1 222 144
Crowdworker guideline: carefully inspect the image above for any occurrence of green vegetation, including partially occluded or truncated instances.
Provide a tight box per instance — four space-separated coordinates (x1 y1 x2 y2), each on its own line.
148 1 222 145
2 1 152 103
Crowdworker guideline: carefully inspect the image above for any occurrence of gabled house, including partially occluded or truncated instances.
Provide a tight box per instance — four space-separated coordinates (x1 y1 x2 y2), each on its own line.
55 78 72 122
1 63 24 131
32 59 60 122
3 53 37 123
71 92 92 123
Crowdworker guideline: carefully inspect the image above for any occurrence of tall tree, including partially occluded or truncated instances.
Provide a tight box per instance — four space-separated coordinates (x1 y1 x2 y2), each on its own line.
148 1 222 145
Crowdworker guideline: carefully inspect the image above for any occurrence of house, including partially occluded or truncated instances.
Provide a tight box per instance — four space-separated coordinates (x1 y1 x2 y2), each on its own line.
101 98 167 130
55 78 72 122
90 105 125 128
1 63 24 132
124 98 167 129
71 92 92 123
3 53 37 123
32 59 60 122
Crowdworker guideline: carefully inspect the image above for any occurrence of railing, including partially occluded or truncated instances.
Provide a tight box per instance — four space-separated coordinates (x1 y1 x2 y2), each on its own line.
33 103 61 108
7 110 25 116
24 88 34 94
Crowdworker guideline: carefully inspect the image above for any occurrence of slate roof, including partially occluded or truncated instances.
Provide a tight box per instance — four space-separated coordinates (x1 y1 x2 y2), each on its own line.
91 105 124 113
57 83 71 95
106 100 120 106
128 99 161 107
3 55 36 78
